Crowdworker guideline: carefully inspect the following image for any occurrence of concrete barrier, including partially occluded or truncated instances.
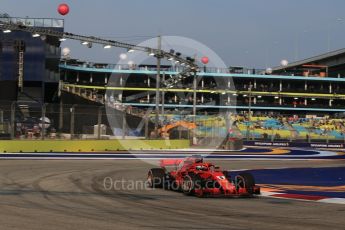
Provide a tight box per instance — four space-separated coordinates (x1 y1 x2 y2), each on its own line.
0 139 190 153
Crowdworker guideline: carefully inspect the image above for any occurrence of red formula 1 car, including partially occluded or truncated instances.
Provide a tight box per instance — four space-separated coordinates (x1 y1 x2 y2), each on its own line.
147 155 260 197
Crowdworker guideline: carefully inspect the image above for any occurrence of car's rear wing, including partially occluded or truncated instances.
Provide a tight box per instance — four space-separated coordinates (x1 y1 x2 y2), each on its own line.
159 159 183 167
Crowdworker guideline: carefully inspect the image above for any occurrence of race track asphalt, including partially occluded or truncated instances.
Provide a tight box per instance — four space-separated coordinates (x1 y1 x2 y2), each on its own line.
0 159 344 230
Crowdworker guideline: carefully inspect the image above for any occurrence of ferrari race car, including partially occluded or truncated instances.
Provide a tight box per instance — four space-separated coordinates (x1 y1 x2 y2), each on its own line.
147 155 260 197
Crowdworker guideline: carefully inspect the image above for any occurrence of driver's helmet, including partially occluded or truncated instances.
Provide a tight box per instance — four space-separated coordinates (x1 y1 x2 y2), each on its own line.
192 155 203 163
196 165 208 171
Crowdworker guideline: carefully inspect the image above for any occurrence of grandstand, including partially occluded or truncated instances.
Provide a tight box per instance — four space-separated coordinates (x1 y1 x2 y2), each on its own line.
235 115 345 142
59 59 345 116
56 56 345 145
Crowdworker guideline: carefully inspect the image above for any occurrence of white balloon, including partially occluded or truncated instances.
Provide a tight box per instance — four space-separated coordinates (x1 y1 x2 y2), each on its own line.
119 53 127 60
62 47 71 56
281 59 289 66
39 117 51 129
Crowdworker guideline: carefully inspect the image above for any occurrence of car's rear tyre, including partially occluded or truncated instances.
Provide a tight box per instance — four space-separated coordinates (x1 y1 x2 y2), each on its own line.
147 168 165 188
235 172 255 194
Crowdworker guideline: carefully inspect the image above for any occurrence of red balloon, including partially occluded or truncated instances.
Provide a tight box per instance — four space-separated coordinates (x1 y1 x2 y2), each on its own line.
201 56 209 65
58 3 69 16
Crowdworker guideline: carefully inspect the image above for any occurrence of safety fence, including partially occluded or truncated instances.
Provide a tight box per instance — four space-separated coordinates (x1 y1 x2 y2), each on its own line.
0 101 344 144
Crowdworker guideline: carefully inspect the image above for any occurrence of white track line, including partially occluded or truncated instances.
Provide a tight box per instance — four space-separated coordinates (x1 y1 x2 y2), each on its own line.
260 193 345 205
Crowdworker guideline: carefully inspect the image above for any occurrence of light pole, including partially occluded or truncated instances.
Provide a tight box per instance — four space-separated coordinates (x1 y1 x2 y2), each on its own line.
192 71 197 144
247 84 253 141
161 72 165 116
327 23 331 52
155 35 162 138
327 18 343 52
294 29 308 61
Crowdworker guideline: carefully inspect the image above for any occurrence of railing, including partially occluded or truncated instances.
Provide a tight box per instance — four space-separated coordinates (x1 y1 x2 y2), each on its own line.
59 62 267 75
60 62 345 80
63 84 345 117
